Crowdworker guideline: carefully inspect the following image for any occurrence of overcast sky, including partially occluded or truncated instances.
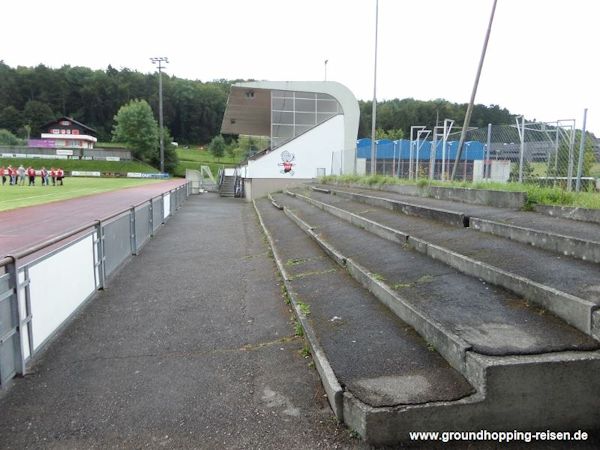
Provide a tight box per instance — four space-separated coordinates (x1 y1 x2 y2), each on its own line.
2 0 598 135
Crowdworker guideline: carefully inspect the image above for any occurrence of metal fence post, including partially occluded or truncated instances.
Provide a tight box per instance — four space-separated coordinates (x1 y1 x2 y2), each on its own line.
518 116 525 183
7 260 26 377
575 108 588 192
486 123 492 179
95 221 106 290
130 207 137 255
149 200 154 237
161 193 165 224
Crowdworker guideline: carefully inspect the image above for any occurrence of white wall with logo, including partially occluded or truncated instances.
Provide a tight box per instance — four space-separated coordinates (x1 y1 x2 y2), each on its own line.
247 115 345 179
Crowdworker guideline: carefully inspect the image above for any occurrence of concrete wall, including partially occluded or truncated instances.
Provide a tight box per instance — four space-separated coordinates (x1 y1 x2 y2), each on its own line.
244 178 312 201
247 115 345 179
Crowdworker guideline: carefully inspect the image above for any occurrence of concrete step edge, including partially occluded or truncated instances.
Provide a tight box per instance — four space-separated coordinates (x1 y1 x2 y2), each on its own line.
328 188 468 228
534 204 600 225
471 216 600 264
290 189 597 337
343 350 600 445
253 199 345 422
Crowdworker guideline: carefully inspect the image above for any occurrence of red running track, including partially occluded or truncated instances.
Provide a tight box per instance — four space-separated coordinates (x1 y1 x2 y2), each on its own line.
0 179 187 259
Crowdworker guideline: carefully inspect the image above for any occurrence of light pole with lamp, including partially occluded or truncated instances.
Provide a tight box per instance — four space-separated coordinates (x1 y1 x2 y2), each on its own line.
150 56 169 174
370 0 379 175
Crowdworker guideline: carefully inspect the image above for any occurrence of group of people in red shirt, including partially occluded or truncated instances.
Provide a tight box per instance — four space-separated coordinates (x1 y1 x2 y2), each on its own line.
0 165 65 186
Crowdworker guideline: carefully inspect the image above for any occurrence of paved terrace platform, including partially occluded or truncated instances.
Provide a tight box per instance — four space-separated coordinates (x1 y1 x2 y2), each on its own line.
0 194 359 449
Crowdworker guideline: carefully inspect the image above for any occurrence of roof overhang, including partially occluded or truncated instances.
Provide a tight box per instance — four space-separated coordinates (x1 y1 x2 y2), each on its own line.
220 86 271 136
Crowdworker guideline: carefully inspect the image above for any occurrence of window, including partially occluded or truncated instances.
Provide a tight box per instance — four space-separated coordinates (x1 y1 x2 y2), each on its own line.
270 90 342 149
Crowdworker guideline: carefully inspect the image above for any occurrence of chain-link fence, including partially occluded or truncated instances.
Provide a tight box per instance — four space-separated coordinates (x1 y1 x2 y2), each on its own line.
357 121 599 191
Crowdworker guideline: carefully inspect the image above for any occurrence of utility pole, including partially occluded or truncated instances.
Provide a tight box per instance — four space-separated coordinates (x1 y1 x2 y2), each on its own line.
450 0 498 180
150 56 169 173
370 0 379 175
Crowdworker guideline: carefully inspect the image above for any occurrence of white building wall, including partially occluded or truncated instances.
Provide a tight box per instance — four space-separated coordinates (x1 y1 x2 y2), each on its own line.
247 115 345 179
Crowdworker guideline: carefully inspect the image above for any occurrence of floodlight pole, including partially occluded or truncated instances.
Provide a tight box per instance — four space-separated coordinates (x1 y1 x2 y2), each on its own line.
451 0 498 180
324 59 328 81
370 0 379 175
151 56 169 173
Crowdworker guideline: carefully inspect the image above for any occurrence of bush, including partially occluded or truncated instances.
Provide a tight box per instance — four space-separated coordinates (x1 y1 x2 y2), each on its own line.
0 129 23 146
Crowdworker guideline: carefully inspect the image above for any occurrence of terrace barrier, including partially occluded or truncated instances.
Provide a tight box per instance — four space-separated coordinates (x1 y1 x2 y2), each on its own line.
0 181 191 388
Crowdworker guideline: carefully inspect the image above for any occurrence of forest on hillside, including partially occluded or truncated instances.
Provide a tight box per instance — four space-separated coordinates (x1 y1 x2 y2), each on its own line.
0 62 518 144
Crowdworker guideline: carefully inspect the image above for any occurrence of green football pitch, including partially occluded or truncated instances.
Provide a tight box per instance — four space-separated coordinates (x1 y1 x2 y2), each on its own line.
0 177 164 212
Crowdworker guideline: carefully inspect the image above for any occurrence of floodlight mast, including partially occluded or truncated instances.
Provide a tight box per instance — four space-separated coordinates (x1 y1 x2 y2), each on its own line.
370 0 379 175
151 57 169 173
451 0 498 180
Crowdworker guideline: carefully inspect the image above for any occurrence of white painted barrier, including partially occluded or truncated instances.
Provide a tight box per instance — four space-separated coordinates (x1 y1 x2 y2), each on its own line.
26 234 97 351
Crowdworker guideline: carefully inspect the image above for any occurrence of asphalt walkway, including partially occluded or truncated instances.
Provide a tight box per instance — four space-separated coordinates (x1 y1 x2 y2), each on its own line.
0 194 359 449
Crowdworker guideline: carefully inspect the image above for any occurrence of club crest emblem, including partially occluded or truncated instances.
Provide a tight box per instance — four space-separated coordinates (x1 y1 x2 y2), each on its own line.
278 150 296 175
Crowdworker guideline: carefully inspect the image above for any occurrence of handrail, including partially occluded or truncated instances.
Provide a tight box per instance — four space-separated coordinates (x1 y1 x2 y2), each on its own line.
0 181 190 268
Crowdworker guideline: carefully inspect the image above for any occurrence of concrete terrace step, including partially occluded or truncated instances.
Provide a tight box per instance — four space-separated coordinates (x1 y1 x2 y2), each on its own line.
274 192 599 359
317 184 600 264
257 195 600 444
295 187 600 337
254 199 477 439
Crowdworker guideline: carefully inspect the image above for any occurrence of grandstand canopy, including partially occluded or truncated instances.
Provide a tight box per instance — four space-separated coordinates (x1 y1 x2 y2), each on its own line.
221 86 271 137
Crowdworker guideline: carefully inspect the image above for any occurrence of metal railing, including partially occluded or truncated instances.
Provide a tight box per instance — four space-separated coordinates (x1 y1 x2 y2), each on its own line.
0 181 191 388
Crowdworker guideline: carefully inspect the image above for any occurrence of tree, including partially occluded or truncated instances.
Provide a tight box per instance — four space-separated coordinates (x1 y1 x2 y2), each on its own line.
0 106 23 134
149 127 179 173
208 135 226 159
112 99 159 162
23 100 54 137
0 129 23 146
375 128 404 140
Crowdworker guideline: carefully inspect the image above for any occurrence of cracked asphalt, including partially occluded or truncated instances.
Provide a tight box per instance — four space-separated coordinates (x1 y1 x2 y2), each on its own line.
0 194 362 449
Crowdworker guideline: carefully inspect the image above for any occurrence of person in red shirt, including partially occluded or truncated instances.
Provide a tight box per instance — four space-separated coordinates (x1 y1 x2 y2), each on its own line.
57 168 64 186
11 166 18 185
27 166 36 186
0 166 5 186
50 167 56 186
9 166 16 185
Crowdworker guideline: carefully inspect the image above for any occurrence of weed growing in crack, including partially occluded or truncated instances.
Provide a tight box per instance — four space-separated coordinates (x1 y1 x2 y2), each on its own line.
299 344 311 358
294 320 304 337
297 301 311 316
372 273 386 282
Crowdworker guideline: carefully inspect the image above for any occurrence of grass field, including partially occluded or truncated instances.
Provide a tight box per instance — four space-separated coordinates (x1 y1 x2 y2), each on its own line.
0 178 163 212
0 157 158 174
